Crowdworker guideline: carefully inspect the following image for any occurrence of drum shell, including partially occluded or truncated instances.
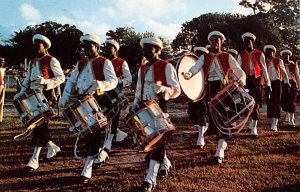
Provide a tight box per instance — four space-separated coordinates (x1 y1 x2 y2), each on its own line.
63 95 107 139
126 100 175 152
13 90 54 129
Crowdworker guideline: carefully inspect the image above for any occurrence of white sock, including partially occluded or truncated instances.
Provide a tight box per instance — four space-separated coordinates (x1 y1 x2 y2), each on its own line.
81 156 94 178
26 147 42 169
144 160 160 185
104 133 114 151
214 139 227 158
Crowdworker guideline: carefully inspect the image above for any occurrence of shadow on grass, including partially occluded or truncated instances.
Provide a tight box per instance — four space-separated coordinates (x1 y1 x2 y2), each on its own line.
259 181 300 192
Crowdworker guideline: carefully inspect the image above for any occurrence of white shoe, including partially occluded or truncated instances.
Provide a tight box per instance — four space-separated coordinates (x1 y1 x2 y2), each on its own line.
116 129 128 142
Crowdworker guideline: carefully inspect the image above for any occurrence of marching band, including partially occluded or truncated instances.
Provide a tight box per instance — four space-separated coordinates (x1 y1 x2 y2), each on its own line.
8 31 300 192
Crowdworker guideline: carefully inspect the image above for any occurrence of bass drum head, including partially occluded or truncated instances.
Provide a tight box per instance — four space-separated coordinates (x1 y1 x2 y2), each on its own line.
177 54 205 101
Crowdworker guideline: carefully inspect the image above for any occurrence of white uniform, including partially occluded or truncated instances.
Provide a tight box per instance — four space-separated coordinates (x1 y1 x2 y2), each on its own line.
134 62 181 103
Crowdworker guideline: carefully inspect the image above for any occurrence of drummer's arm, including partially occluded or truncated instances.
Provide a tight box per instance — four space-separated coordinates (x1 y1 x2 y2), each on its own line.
101 60 118 92
20 64 31 92
189 55 205 76
260 53 271 87
61 63 79 99
121 60 132 87
44 58 66 90
133 68 142 105
279 59 289 84
229 55 246 86
165 64 181 100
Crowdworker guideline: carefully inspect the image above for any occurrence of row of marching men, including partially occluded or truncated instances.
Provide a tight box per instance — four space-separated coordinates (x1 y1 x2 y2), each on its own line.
13 31 299 192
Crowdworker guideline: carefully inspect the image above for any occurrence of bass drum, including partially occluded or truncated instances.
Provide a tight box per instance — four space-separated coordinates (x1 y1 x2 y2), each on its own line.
175 54 205 102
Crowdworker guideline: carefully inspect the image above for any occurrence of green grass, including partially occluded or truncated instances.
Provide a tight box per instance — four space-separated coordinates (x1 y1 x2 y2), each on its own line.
0 93 299 191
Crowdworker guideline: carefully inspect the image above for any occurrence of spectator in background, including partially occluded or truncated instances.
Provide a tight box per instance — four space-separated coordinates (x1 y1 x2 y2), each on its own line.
0 57 6 122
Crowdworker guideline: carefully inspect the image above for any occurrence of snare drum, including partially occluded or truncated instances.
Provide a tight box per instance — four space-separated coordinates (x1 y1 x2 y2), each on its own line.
208 82 255 135
63 95 108 139
175 54 205 102
126 100 175 152
13 90 55 129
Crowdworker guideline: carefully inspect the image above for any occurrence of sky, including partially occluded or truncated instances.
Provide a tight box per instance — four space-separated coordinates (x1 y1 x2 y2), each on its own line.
0 0 253 44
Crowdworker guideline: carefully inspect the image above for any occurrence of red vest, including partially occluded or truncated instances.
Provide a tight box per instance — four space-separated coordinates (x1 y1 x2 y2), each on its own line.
140 59 169 86
285 62 298 87
239 49 262 78
111 57 125 78
266 57 282 80
203 52 230 81
78 56 106 81
30 55 54 79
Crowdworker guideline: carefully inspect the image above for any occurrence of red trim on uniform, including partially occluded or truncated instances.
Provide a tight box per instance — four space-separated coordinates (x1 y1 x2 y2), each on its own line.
240 49 262 78
203 52 230 80
78 56 106 81
266 57 282 80
30 55 54 79
111 57 125 78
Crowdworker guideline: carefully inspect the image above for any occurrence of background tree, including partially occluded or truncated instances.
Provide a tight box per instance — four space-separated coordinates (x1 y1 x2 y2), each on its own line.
239 0 300 59
10 21 83 69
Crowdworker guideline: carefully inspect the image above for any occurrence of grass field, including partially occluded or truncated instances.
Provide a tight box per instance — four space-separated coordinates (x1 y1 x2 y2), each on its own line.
0 89 299 191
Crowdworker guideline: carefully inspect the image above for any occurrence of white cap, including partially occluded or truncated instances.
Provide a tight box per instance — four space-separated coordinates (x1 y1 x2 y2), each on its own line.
228 49 238 56
208 31 226 42
242 32 256 42
80 34 100 45
32 34 51 49
280 49 292 56
105 39 120 51
140 37 163 49
264 45 276 53
193 47 209 54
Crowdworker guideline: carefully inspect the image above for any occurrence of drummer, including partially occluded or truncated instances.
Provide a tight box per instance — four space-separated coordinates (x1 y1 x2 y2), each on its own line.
59 34 118 183
132 37 180 191
183 31 246 164
280 49 300 128
13 34 65 172
92 39 132 169
187 46 209 148
237 32 271 138
264 45 289 132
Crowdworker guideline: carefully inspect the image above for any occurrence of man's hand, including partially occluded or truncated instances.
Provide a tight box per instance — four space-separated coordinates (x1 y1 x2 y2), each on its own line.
183 72 193 80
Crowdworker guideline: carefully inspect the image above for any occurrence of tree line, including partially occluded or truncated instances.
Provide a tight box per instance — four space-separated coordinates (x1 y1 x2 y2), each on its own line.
0 0 299 72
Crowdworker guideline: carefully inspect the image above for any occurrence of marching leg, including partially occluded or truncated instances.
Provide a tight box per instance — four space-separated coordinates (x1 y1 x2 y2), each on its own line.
289 113 295 128
46 140 61 161
270 118 278 132
196 125 207 148
25 147 42 172
93 133 112 169
116 128 128 142
250 120 258 138
285 113 290 122
158 152 172 178
81 156 94 183
213 139 227 164
142 159 160 192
